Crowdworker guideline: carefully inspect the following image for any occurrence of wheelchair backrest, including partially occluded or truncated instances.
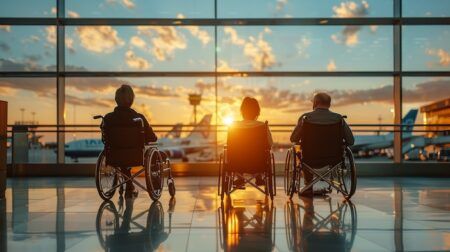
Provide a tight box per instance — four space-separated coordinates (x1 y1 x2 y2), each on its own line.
300 119 344 166
226 123 270 173
103 119 145 167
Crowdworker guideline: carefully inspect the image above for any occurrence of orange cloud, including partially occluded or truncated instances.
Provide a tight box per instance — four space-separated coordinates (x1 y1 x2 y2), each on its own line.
327 59 337 71
0 25 11 32
137 26 187 61
76 26 124 53
243 34 276 71
426 48 450 67
45 26 56 45
125 50 151 70
224 27 245 46
331 1 370 47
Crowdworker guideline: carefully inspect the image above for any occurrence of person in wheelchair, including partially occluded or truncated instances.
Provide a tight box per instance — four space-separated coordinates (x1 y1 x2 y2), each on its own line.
290 92 354 197
231 97 273 187
104 84 157 198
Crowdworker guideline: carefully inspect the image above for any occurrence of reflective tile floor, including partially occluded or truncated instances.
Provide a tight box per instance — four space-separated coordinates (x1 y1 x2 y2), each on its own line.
1 177 449 252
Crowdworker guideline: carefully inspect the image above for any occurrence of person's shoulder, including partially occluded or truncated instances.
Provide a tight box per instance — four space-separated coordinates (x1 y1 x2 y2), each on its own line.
328 110 345 119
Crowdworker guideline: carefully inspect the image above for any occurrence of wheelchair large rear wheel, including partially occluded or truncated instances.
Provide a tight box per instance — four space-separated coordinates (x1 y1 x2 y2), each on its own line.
96 200 119 250
145 149 164 201
284 147 297 198
340 147 357 199
95 151 118 201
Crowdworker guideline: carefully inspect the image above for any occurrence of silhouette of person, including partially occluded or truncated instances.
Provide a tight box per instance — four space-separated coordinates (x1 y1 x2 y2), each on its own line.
290 92 354 196
104 84 157 198
231 97 273 186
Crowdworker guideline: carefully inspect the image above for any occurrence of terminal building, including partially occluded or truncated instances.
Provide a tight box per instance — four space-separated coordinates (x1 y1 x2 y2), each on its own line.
0 0 449 251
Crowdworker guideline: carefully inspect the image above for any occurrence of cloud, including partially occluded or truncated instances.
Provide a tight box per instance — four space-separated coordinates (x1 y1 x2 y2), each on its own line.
68 10 80 18
296 36 311 58
137 26 187 61
76 26 124 53
66 37 75 53
122 0 135 9
217 60 238 72
125 50 151 70
276 0 288 11
0 25 11 32
0 42 10 52
66 94 115 108
183 26 211 45
426 48 450 67
130 36 147 50
224 27 245 46
223 27 277 70
331 1 370 47
243 33 277 71
333 1 369 18
45 26 56 45
327 59 337 71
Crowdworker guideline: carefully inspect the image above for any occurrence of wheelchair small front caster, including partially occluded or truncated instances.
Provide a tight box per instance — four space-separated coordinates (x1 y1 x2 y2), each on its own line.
167 178 176 197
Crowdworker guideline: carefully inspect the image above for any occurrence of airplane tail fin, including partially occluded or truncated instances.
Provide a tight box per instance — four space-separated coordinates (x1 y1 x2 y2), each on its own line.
187 114 214 140
402 109 418 136
165 123 183 139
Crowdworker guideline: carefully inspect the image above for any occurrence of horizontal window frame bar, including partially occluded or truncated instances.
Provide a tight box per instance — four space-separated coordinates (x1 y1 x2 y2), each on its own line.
1 71 450 77
0 17 449 26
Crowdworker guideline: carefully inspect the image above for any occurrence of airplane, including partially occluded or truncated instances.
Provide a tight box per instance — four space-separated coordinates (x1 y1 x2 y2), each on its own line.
64 114 215 162
351 109 418 156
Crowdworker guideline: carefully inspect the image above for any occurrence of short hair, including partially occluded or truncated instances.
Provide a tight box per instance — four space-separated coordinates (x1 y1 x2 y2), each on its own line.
240 97 261 120
313 92 331 108
115 84 135 107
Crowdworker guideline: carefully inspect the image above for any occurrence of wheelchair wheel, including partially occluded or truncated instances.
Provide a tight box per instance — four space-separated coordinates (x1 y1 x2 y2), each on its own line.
167 178 176 197
96 201 119 250
339 201 358 251
146 201 165 250
145 149 164 201
340 147 357 199
95 151 118 201
284 147 296 198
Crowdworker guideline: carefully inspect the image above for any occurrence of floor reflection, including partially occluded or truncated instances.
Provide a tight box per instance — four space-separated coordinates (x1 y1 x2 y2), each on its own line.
218 197 275 252
96 198 175 251
285 198 357 252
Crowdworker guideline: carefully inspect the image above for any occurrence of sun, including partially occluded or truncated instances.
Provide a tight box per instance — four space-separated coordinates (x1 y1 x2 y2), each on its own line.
223 115 234 126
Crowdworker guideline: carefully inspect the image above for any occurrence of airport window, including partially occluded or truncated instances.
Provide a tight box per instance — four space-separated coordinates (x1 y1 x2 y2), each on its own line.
402 26 450 71
218 26 393 72
66 0 214 18
1 0 449 165
218 0 393 18
65 26 215 72
0 26 57 72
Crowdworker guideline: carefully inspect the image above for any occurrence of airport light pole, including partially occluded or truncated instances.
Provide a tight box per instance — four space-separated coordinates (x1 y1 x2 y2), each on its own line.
189 94 202 125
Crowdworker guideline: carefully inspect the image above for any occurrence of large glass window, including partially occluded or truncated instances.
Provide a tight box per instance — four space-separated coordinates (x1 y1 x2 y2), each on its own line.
65 26 215 71
0 26 57 72
219 0 393 18
0 0 55 18
218 26 393 72
403 0 450 17
403 26 450 71
66 0 214 18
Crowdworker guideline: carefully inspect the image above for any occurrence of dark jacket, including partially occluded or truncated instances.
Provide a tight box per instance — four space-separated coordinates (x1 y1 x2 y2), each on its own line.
290 108 354 145
104 106 157 144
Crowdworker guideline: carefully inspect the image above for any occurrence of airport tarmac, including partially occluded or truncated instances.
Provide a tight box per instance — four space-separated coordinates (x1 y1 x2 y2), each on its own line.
2 177 449 251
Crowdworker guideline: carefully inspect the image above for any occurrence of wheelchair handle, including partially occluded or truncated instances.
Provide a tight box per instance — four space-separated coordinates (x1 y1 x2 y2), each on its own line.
133 117 144 127
93 115 103 120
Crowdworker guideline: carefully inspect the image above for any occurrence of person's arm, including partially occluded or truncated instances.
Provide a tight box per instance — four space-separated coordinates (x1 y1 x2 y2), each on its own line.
343 120 354 146
290 117 303 143
140 115 157 143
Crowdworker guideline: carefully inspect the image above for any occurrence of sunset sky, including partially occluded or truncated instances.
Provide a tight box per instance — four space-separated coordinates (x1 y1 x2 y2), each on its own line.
0 0 449 143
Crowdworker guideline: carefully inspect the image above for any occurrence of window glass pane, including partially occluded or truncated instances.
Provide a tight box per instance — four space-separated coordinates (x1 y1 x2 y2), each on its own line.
218 26 393 72
402 77 450 162
403 0 450 17
219 0 393 18
66 0 214 18
0 0 55 17
65 77 216 163
403 26 450 71
0 77 57 164
217 77 394 162
65 26 214 71
0 26 57 72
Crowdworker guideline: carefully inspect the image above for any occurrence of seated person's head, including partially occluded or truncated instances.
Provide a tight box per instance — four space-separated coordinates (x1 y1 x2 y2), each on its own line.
240 97 260 120
115 84 135 107
313 92 331 110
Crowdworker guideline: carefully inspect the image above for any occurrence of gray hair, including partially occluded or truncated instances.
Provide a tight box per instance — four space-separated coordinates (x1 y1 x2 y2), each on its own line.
313 92 331 108
115 84 135 107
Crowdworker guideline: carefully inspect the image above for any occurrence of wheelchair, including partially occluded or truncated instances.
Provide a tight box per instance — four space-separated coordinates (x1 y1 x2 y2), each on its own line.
94 115 175 201
284 117 356 200
284 198 357 252
218 197 275 252
218 122 276 200
96 198 175 251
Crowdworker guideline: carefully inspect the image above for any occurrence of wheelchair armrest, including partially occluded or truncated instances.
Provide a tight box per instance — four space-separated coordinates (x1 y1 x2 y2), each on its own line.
145 142 158 147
